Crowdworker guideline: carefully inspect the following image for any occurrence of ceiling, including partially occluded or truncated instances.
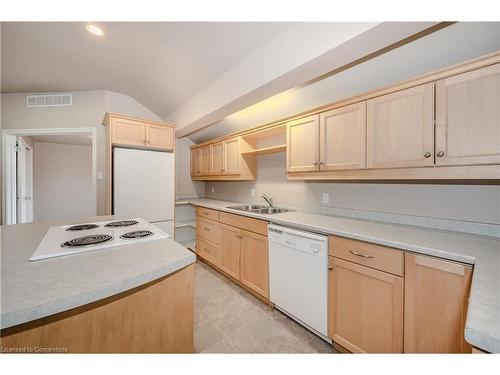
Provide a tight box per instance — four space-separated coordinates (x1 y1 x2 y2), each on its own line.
29 134 93 146
1 22 302 119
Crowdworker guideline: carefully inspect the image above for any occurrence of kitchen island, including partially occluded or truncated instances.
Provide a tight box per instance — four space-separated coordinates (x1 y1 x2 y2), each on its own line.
0 216 196 353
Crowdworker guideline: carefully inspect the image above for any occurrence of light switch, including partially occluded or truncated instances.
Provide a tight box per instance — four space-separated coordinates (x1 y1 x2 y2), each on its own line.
97 172 104 180
321 192 329 204
211 186 215 193
250 188 256 197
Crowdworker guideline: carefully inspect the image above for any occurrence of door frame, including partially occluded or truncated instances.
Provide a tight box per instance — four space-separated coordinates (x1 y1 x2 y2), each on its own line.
16 137 34 223
2 127 98 225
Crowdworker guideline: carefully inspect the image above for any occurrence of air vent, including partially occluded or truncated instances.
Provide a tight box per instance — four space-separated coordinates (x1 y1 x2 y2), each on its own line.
26 94 72 108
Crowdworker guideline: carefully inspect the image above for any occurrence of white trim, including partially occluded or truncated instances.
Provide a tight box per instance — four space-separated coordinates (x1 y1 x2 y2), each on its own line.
1 128 98 225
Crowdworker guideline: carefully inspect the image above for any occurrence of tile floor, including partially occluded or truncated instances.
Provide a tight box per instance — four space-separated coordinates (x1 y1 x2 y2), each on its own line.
193 260 336 353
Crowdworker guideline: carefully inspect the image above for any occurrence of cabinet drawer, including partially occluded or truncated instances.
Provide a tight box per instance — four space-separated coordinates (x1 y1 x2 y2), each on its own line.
196 207 220 221
219 212 268 236
329 235 404 277
197 237 221 265
196 217 221 244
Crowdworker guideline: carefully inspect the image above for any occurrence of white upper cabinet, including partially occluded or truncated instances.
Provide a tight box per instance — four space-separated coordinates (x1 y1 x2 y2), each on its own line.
367 83 435 169
435 63 500 166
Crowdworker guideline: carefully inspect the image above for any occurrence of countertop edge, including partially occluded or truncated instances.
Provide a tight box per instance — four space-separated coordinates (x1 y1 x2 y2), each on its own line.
1 253 196 330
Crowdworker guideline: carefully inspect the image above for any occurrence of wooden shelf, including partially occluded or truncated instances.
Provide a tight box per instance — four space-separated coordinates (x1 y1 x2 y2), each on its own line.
241 124 286 142
242 144 286 156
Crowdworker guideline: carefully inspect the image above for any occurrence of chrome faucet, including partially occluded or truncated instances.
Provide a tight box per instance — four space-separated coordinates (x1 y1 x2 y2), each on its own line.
260 194 274 208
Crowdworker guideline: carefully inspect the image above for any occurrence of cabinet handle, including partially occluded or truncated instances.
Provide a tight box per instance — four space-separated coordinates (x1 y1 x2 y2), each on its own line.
349 250 374 259
204 227 210 231
236 234 243 238
203 212 210 216
318 161 324 165
424 152 432 158
437 151 445 157
313 161 318 166
328 265 334 271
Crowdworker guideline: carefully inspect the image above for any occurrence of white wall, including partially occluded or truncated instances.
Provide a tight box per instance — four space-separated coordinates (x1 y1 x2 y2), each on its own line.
205 153 500 226
33 141 93 222
1 89 162 218
175 137 204 200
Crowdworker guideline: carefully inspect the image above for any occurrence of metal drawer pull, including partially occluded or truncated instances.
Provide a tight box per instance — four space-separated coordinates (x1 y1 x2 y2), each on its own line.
328 265 334 270
349 250 374 259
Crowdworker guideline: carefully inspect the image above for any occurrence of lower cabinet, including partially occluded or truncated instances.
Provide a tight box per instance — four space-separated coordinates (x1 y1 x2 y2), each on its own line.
328 234 474 354
220 224 242 279
404 253 472 353
195 209 270 300
328 257 404 353
240 230 269 299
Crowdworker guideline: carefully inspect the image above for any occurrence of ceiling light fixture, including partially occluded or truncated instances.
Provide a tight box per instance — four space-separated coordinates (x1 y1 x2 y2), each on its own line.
86 24 104 37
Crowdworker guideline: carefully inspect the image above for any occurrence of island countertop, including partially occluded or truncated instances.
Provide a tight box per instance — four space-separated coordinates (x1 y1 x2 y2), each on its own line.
1 216 196 330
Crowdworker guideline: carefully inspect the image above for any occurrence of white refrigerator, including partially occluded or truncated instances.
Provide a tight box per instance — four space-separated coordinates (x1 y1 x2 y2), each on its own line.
113 147 174 236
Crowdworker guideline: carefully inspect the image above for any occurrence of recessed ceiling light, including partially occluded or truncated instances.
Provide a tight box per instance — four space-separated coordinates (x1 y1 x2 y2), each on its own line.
86 24 104 37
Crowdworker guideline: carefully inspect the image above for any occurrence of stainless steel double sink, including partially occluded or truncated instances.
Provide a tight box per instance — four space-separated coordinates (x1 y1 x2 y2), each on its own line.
227 204 294 215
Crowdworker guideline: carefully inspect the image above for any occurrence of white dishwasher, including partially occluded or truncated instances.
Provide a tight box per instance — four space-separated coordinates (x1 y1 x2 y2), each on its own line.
268 224 330 340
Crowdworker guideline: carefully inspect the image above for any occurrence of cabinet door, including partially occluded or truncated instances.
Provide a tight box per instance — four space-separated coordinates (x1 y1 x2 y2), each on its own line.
199 145 211 176
219 224 241 279
190 148 201 177
329 257 403 353
367 83 434 169
240 230 269 299
223 138 240 175
286 115 320 172
404 253 472 353
146 123 174 151
111 117 146 147
319 102 366 171
210 142 224 175
435 63 500 166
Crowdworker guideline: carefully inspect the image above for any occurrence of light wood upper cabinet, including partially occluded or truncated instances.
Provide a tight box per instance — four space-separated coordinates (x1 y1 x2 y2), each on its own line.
404 253 472 353
320 102 367 171
219 224 241 280
367 83 435 169
328 256 404 353
111 117 146 147
210 142 224 175
107 114 175 151
191 148 201 177
435 63 500 166
286 115 320 172
146 123 174 151
223 138 240 175
199 145 211 176
240 230 269 299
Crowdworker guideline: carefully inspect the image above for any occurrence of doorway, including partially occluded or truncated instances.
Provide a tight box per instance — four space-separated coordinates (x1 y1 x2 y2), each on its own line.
2 128 97 225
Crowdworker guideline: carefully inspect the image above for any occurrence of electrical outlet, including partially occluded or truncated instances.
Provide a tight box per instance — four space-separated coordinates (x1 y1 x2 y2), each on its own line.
321 192 330 204
250 188 256 197
211 186 215 193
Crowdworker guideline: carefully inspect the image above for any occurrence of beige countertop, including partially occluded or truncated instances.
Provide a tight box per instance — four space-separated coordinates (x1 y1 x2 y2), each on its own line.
185 198 500 353
1 216 195 330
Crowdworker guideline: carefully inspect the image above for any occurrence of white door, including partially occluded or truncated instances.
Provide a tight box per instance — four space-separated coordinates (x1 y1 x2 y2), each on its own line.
16 138 33 223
